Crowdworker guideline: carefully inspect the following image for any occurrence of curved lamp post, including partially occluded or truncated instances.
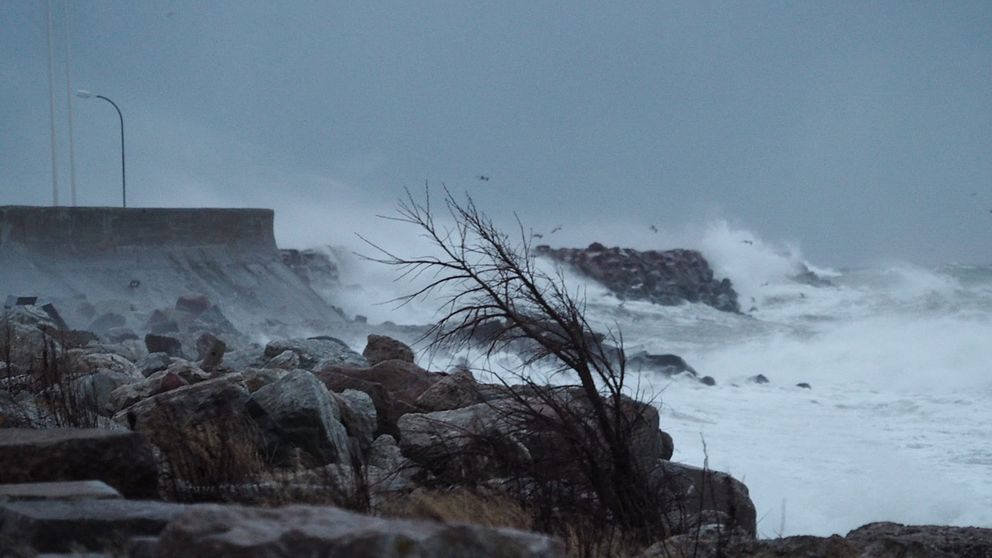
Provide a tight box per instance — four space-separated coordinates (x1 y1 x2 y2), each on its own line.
76 89 126 208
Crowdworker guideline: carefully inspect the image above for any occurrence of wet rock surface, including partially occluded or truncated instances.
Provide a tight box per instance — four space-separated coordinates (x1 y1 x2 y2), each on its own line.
0 428 158 499
536 244 740 312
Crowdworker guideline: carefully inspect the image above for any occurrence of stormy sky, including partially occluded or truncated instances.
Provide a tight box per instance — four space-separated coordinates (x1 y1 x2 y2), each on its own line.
2 1 991 266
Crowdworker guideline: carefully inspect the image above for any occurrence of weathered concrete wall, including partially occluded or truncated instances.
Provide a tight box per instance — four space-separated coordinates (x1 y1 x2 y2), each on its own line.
0 206 275 255
0 206 342 332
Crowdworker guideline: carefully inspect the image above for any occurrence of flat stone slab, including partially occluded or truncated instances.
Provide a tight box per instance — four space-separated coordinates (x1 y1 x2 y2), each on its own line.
152 503 563 557
0 480 121 502
0 428 158 499
0 499 188 555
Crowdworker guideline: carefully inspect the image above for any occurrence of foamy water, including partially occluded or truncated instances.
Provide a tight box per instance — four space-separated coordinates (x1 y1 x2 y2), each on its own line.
322 221 992 537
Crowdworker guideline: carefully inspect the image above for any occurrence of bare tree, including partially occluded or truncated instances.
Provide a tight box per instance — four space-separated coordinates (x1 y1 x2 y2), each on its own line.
363 188 665 544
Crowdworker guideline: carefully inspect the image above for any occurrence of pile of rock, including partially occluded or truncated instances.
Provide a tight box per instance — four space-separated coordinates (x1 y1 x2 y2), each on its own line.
535 244 740 312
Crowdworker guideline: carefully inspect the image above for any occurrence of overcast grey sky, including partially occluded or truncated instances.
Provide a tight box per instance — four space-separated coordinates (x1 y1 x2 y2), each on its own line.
2 1 990 265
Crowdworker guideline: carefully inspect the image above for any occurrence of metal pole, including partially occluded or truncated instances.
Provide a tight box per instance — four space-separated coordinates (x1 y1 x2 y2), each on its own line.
96 95 125 208
63 0 77 206
45 0 60 206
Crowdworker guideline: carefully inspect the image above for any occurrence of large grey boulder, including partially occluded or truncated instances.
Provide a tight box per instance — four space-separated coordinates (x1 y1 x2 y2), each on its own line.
135 352 171 378
247 370 351 466
264 336 366 370
0 390 45 428
316 360 441 437
0 428 158 499
650 460 757 538
151 503 564 557
0 498 188 556
336 389 377 452
113 374 250 435
0 322 60 371
399 388 664 480
70 369 137 415
195 332 226 370
107 366 194 413
68 349 142 379
362 334 415 365
415 369 485 412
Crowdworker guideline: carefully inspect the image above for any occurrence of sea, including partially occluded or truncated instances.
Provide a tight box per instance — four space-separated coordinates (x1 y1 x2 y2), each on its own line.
316 221 992 538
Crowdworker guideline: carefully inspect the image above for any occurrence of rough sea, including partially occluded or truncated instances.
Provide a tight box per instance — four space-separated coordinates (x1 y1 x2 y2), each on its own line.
318 221 992 538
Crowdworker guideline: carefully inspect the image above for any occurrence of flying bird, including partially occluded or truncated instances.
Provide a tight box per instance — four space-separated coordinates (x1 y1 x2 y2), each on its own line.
532 233 544 239
550 225 562 234
649 225 658 233
477 175 490 182
742 240 754 245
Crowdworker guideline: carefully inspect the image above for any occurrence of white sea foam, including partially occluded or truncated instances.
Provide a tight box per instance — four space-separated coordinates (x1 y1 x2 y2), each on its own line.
324 220 992 537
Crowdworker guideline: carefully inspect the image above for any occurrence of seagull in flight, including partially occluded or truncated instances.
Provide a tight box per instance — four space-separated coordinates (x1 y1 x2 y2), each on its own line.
550 225 562 234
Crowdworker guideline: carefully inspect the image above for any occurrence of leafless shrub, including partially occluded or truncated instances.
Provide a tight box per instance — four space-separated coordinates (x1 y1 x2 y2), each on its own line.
363 188 670 552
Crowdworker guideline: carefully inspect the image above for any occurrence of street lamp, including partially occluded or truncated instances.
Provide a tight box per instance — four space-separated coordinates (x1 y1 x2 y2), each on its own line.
76 89 126 208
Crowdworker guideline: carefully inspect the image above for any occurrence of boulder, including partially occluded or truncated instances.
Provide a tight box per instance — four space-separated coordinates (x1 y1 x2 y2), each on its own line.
67 350 140 378
175 294 211 316
114 374 250 437
262 349 300 370
316 360 441 437
650 460 756 537
246 370 351 466
107 368 190 412
845 522 992 558
135 352 171 378
0 428 158 498
0 322 60 371
415 369 485 412
264 336 367 369
335 389 377 452
150 503 564 557
105 326 139 343
241 367 288 392
399 389 664 484
88 312 126 332
0 498 189 555
660 430 674 461
70 369 137 415
145 309 180 334
362 334 415 365
195 332 226 370
144 333 183 357
628 352 698 377
0 390 44 429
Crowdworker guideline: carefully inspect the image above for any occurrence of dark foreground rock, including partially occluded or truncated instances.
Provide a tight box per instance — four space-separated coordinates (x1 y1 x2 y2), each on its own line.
644 522 992 558
150 503 564 558
535 244 740 312
0 498 188 556
0 428 158 499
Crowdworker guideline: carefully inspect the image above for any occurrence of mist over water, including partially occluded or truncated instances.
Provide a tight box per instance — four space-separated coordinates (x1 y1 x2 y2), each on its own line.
319 219 992 537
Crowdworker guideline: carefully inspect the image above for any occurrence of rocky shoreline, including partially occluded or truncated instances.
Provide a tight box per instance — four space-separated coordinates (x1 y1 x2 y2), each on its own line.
1 296 988 557
1 239 989 556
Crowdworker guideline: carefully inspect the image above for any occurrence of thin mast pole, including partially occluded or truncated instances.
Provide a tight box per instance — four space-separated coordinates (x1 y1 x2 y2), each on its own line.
45 0 60 206
63 0 77 206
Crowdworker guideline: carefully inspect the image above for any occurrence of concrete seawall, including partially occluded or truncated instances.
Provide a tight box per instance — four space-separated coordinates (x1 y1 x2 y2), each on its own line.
0 206 342 331
0 206 276 255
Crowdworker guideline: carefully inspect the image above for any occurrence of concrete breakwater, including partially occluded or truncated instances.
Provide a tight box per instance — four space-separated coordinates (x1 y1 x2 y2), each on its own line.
0 206 342 331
